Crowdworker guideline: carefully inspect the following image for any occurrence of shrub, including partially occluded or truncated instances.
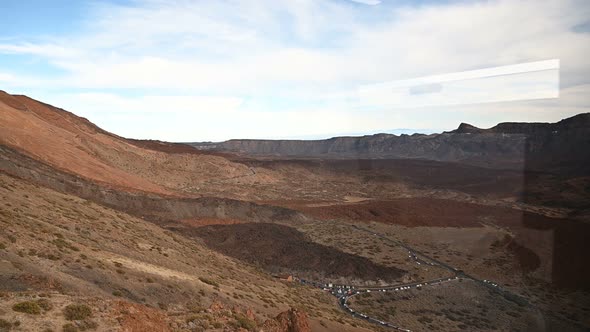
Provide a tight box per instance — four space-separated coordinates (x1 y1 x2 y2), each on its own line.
12 301 41 314
50 235 80 251
233 314 256 330
63 304 92 320
112 290 122 297
78 320 98 331
62 323 78 332
37 298 53 311
198 277 219 287
187 302 204 313
0 318 11 332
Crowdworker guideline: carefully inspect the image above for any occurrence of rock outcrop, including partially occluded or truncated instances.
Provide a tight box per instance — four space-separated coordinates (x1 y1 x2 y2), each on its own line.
262 308 311 332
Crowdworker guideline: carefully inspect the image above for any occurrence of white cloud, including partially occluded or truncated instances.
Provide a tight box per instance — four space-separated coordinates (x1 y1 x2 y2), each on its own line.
10 1 587 90
0 72 15 82
0 42 80 58
1 0 589 139
31 82 587 142
49 93 243 113
349 0 381 5
39 92 380 141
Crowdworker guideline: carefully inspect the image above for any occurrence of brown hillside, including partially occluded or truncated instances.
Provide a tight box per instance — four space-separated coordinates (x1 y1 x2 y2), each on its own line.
0 90 265 196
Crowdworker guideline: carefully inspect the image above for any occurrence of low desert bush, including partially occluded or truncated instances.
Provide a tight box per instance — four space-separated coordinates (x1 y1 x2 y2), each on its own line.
62 323 78 332
12 301 41 314
63 304 92 320
198 277 219 287
233 314 256 330
0 318 12 332
36 298 53 311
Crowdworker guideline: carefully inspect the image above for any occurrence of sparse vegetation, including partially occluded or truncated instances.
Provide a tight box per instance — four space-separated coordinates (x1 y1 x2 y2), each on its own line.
37 298 53 311
12 301 41 314
1 105 586 332
0 319 12 332
63 304 92 320
232 314 257 330
62 323 78 332
77 320 98 331
199 277 219 287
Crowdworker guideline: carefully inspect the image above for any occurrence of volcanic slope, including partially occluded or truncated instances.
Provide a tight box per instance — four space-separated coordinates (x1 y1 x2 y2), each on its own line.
0 171 379 332
0 90 273 196
4 90 587 213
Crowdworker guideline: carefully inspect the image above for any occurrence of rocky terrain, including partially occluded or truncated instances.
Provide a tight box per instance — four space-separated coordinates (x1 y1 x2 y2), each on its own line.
1 90 589 331
0 165 376 332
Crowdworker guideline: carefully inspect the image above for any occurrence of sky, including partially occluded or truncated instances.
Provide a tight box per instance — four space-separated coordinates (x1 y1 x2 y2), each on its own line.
0 0 589 141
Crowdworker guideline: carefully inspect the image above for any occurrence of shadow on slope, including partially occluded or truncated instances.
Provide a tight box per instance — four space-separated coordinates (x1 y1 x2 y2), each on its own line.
189 222 406 283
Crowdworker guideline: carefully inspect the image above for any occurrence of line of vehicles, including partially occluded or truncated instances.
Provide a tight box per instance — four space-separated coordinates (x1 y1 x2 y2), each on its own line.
407 250 437 266
296 224 514 330
340 296 411 332
483 279 499 287
297 275 466 331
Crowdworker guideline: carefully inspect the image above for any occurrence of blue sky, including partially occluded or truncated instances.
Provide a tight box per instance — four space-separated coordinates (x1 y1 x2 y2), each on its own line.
1 0 589 141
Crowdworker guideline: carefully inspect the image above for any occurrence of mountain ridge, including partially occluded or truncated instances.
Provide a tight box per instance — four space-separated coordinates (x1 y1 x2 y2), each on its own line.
189 113 590 170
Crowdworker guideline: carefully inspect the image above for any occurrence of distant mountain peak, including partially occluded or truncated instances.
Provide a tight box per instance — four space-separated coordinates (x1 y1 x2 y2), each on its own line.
453 123 482 134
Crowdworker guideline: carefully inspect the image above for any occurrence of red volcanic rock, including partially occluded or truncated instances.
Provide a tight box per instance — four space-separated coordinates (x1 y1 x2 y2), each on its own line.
262 308 311 332
113 301 170 332
209 300 224 313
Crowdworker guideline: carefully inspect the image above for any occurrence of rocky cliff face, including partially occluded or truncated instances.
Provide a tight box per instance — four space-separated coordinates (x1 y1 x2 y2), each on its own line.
193 133 528 167
190 113 590 170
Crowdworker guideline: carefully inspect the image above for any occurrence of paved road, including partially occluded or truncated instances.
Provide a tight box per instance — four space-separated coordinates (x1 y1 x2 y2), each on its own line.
350 224 530 306
299 276 458 331
297 223 532 330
